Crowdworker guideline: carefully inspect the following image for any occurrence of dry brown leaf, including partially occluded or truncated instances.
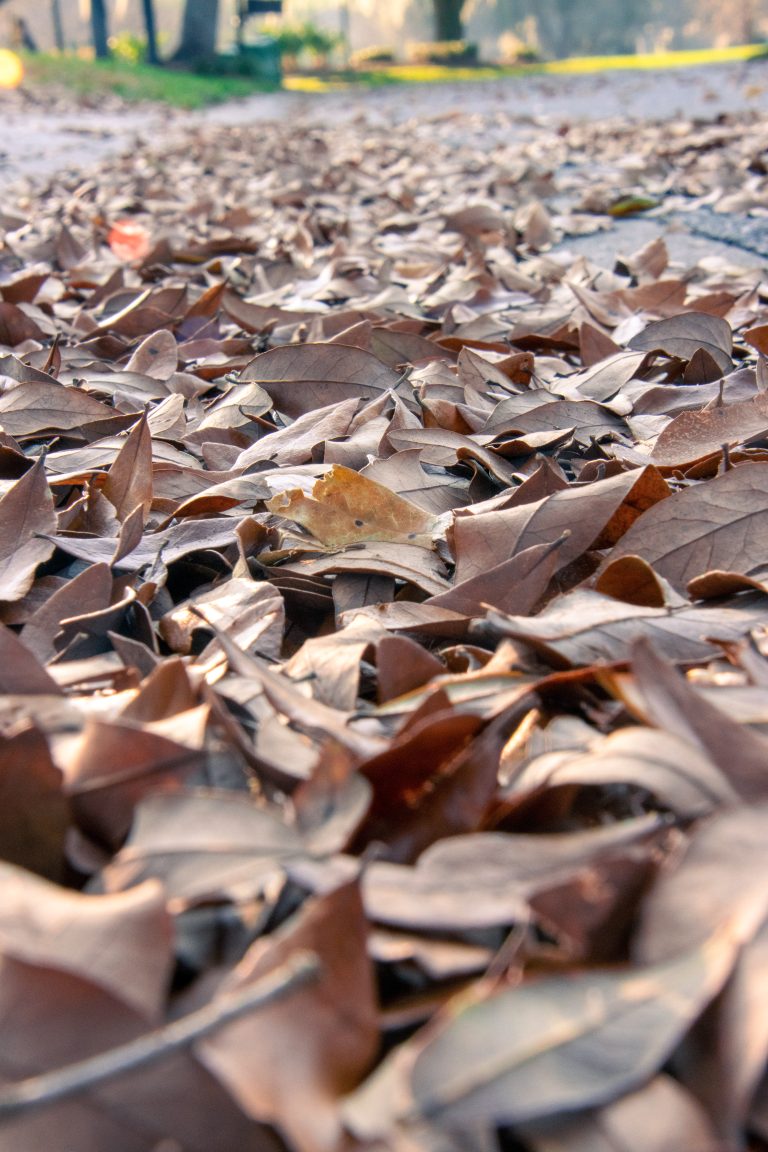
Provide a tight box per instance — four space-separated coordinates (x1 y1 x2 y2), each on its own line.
505 726 738 819
452 466 669 584
98 790 304 904
477 588 768 665
0 380 117 437
629 311 733 374
242 342 401 418
521 1075 719 1152
630 637 768 802
650 393 768 467
102 411 153 524
603 462 768 591
362 817 659 932
198 880 378 1152
65 718 208 849
634 804 768 1142
0 864 172 1019
267 463 438 548
160 577 284 662
0 459 57 604
1 75 767 1152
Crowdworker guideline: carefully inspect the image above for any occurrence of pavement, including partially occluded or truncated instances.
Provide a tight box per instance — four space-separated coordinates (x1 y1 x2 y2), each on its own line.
1 59 767 267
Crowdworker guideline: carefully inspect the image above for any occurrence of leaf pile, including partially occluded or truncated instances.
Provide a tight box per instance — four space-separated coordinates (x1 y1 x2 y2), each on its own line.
1 96 768 1151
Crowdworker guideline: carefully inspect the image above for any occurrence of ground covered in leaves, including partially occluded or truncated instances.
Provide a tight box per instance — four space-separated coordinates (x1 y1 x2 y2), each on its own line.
1 85 768 1152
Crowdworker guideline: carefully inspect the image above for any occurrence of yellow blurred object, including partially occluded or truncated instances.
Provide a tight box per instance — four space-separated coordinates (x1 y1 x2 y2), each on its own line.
0 49 24 90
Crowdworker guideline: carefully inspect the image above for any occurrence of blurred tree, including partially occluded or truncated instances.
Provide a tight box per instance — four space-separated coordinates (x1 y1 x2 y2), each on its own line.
91 0 110 58
140 0 159 63
432 0 467 39
50 0 65 51
10 15 38 50
172 0 220 64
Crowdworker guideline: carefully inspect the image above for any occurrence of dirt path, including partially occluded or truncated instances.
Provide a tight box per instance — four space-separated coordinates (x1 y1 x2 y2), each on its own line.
2 59 766 266
2 59 767 189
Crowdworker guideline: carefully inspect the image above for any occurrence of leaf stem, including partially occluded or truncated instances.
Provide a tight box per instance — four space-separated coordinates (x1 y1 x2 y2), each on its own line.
0 950 320 1119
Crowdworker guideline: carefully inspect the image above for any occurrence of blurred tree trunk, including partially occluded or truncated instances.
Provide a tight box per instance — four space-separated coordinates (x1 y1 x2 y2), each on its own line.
432 0 466 40
91 0 110 59
11 15 39 50
172 0 220 65
140 0 159 64
50 0 65 51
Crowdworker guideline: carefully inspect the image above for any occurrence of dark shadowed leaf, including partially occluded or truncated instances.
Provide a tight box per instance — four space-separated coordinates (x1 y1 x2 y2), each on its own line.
594 554 669 607
292 743 372 855
0 302 45 345
0 724 68 879
376 635 445 703
0 625 63 694
429 538 565 619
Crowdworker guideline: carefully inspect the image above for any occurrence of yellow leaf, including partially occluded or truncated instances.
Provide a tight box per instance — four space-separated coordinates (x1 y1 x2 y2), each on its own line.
266 464 437 548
